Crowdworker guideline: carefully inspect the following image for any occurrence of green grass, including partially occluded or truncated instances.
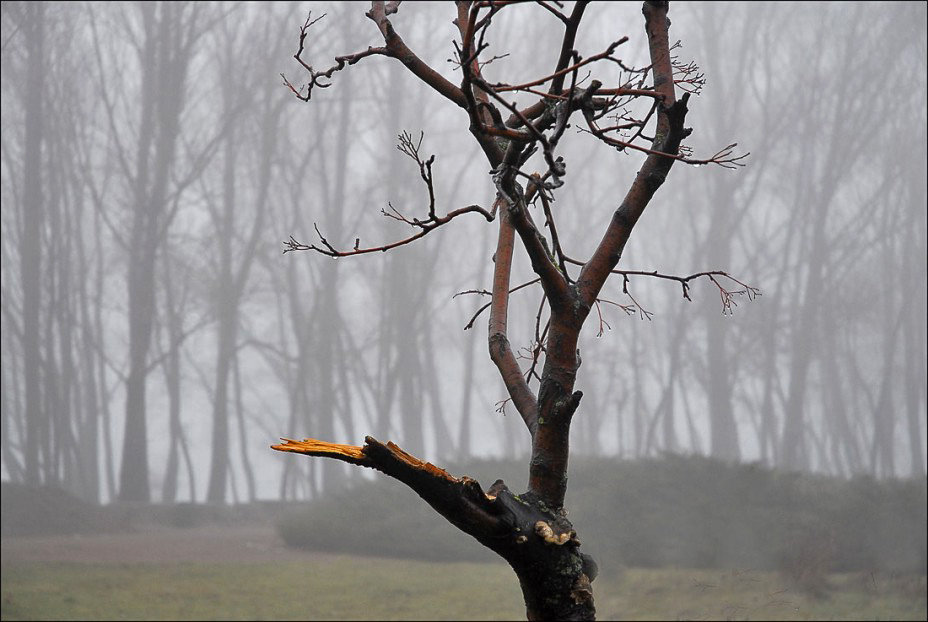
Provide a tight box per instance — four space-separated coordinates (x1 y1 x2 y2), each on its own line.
2 557 925 621
594 567 927 621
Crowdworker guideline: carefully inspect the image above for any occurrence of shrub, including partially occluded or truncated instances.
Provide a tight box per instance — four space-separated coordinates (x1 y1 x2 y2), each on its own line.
277 454 928 575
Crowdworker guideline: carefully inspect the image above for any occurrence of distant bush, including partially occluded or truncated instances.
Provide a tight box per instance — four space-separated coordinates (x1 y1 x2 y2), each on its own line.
277 454 927 575
0 482 123 536
0 483 294 536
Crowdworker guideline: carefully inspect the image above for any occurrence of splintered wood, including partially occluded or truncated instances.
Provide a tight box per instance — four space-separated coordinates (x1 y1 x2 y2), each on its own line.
271 438 366 463
271 436 459 483
382 441 458 482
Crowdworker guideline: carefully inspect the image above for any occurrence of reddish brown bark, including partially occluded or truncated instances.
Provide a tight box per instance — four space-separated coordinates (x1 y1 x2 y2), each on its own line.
489 204 540 433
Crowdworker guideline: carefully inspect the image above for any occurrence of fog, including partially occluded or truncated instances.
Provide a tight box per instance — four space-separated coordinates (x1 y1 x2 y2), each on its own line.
1 0 925 550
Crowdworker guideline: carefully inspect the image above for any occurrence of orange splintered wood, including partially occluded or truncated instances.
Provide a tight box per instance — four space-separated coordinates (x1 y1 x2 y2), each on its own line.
384 441 457 482
272 436 461 485
271 438 366 462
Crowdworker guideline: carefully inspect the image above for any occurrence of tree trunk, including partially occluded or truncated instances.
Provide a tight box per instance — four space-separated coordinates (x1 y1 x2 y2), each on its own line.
21 1 45 487
118 1 191 502
119 241 157 501
702 179 740 462
159 249 184 503
206 130 239 504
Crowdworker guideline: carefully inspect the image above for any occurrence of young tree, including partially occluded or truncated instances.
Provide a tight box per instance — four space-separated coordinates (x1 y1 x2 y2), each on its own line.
273 2 750 619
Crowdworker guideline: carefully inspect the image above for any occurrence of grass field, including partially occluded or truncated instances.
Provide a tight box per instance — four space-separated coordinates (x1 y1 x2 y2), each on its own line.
2 556 925 621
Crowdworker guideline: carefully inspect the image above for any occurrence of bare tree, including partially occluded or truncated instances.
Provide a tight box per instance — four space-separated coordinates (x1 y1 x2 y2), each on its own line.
15 1 44 488
767 3 920 474
86 1 219 501
1 1 103 500
271 3 753 619
203 4 288 504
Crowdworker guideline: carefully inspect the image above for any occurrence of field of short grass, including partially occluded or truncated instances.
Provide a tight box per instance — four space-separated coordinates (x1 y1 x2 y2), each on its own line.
2 557 925 621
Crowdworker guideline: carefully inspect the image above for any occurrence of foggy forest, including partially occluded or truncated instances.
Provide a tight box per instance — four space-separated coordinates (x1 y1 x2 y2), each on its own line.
1 1 926 621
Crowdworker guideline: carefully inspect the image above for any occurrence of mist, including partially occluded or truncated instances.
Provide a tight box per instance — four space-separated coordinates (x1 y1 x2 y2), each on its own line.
1 1 926 620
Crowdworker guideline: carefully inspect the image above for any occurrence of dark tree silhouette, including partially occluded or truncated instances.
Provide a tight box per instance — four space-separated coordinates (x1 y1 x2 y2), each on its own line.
273 2 751 619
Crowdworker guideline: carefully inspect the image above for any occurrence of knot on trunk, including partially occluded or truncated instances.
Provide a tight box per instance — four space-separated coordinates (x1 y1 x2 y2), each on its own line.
534 520 573 545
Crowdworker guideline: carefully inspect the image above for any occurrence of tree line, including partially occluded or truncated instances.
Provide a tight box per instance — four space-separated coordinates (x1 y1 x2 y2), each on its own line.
0 1 924 508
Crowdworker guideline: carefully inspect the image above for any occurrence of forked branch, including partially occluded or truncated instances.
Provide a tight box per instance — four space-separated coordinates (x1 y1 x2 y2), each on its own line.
283 133 494 257
280 11 388 102
282 4 468 108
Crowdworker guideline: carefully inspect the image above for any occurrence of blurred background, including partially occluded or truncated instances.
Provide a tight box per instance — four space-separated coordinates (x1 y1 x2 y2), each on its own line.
1 2 926 620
